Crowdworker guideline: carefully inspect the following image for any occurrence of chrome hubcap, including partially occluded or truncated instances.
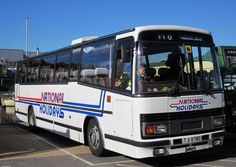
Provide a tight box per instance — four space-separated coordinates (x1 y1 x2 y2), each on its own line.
88 125 100 149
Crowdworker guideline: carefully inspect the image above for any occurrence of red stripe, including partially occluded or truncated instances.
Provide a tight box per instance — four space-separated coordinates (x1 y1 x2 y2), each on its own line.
171 102 181 105
16 96 42 101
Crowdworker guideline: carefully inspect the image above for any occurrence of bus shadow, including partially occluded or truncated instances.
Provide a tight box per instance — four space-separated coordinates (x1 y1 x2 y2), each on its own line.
16 123 82 148
0 123 87 161
138 133 236 166
0 125 56 160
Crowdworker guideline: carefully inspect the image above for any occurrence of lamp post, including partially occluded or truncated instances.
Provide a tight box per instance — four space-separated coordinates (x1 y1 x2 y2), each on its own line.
25 17 28 58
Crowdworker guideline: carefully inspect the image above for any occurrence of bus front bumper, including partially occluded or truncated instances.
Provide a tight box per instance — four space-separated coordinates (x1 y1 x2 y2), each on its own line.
153 131 224 156
105 130 224 158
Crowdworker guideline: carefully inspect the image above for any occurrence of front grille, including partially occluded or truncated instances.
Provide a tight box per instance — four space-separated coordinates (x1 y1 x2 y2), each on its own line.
140 108 224 122
182 121 202 131
141 108 224 139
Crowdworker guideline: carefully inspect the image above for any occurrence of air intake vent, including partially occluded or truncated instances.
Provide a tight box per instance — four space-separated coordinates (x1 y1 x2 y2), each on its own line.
71 36 98 45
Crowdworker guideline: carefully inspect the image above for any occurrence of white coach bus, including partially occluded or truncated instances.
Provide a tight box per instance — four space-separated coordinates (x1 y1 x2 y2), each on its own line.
15 25 225 158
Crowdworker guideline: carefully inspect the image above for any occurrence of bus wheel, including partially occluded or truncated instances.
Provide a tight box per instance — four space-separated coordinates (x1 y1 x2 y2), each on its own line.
28 107 36 130
87 119 106 156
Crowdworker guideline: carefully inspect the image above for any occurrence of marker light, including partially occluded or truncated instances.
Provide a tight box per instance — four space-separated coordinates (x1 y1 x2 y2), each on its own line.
107 95 111 103
146 125 155 135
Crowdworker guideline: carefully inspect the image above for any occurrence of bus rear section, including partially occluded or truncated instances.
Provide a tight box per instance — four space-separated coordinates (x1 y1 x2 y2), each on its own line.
217 46 236 131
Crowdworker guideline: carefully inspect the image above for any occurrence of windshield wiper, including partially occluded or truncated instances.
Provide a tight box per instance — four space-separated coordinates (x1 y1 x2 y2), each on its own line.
203 86 212 95
202 80 213 95
168 83 179 97
168 70 184 97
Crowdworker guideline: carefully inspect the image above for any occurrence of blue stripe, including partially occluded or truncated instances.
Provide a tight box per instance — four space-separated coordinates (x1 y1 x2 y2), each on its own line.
62 90 104 109
16 90 106 117
17 101 40 106
60 108 103 117
101 91 106 116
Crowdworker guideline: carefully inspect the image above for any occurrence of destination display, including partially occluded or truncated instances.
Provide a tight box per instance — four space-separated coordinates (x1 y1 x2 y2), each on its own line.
139 30 213 44
224 48 236 64
224 48 236 57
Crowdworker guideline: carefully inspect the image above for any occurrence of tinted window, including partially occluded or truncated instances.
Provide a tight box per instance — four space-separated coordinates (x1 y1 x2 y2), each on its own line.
27 58 40 83
17 61 27 83
55 51 70 82
40 55 56 82
114 38 134 91
23 62 28 83
16 61 21 83
70 47 81 81
80 39 114 87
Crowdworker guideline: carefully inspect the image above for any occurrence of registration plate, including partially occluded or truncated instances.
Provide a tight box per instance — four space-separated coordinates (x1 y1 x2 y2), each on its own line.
182 136 202 144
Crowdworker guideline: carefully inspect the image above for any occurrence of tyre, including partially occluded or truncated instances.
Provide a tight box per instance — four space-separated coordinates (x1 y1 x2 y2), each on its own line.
28 107 36 130
87 119 106 156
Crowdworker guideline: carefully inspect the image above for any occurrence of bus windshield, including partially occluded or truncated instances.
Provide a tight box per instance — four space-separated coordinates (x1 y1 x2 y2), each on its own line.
136 42 222 94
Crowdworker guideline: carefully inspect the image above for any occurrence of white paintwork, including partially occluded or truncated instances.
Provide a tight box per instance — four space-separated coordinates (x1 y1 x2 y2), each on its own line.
104 130 224 158
15 25 223 159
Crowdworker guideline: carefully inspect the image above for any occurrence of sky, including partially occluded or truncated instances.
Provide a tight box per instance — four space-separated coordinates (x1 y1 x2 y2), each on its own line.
0 0 235 52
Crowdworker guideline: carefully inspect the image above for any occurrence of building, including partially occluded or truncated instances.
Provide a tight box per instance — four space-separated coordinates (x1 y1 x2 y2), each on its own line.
0 48 40 91
0 48 40 69
0 48 39 77
0 48 38 62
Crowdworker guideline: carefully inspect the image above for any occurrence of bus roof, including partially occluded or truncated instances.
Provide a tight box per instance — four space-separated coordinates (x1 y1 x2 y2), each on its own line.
25 25 212 60
217 46 236 48
134 25 211 35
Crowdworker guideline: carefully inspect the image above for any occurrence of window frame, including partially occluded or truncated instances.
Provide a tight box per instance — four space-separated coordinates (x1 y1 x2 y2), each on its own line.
79 37 115 88
55 50 71 83
112 37 135 93
39 54 57 83
69 47 81 82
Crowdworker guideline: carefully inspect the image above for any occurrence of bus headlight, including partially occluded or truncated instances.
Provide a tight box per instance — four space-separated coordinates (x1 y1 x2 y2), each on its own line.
143 123 168 136
213 117 224 127
231 108 236 117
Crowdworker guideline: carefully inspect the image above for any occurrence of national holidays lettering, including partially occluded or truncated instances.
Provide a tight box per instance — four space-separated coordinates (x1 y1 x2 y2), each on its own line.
170 98 209 112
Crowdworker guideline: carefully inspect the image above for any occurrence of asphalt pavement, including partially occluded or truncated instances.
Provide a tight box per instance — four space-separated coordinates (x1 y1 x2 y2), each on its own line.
0 123 236 167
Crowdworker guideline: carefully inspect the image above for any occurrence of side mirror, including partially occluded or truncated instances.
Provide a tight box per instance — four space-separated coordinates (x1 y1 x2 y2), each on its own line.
121 45 131 63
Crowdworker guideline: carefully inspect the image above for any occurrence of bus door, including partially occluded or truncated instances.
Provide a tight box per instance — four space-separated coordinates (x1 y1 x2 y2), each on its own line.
112 37 134 138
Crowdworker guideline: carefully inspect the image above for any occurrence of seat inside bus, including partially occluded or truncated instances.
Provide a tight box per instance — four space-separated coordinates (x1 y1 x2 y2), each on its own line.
80 69 95 84
95 68 109 86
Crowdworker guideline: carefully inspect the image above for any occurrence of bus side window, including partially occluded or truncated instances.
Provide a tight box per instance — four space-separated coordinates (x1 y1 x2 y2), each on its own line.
114 37 134 91
16 61 21 83
40 54 56 82
28 58 40 83
70 47 81 81
19 61 29 83
55 51 70 82
80 39 114 87
18 61 27 83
